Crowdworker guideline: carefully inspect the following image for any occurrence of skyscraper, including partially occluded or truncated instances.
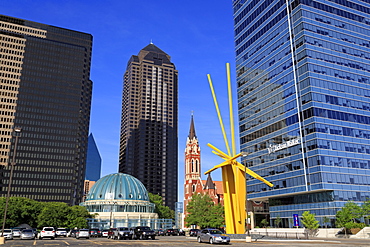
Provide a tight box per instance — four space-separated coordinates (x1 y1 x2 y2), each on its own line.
119 43 178 209
0 15 93 204
85 133 102 182
234 0 370 227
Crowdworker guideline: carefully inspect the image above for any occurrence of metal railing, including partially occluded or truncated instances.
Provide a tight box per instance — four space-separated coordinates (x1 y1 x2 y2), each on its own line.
253 231 309 240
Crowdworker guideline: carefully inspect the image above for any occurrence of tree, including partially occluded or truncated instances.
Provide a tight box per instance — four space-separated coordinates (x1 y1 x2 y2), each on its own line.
37 202 70 228
362 199 370 221
301 211 319 237
0 197 45 228
322 217 330 228
66 205 93 229
260 218 269 228
274 215 282 228
185 193 224 228
336 201 363 236
148 193 174 219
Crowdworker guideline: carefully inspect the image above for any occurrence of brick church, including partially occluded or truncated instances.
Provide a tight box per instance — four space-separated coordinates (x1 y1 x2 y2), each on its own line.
183 114 224 223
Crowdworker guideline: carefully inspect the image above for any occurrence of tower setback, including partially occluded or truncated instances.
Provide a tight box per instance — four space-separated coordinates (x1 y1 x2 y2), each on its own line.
119 43 178 210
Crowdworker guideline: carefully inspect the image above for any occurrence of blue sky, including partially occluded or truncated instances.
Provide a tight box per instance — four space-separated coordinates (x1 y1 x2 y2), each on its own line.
1 0 240 201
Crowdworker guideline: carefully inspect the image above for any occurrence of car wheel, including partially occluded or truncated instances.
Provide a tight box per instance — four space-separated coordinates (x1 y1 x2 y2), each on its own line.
151 236 155 240
197 236 202 243
52 237 54 240
140 234 143 240
209 238 214 244
40 237 43 240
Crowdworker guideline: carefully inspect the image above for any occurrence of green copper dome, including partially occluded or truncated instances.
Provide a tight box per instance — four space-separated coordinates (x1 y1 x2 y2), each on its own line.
86 173 149 201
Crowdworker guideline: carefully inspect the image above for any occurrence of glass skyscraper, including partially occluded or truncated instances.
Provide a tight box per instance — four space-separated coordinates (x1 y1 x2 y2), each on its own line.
85 133 102 181
0 15 92 204
233 0 370 227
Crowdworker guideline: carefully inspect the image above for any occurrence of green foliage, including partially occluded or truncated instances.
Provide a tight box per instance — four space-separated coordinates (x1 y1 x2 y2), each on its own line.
65 206 92 229
335 201 363 228
322 216 330 228
185 193 225 229
344 222 366 230
148 193 174 219
274 215 282 228
0 197 92 229
301 211 319 230
260 218 269 228
0 197 45 228
362 199 370 220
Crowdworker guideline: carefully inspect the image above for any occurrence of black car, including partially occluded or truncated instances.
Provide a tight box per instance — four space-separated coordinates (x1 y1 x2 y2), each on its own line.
156 229 165 236
189 229 200 237
132 226 155 240
165 228 179 236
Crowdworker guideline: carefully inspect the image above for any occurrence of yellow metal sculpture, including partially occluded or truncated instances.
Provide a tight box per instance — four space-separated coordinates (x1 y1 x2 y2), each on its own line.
205 63 273 234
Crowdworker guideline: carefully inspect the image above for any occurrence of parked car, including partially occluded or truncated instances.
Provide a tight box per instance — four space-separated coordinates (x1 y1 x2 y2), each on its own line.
76 229 90 239
107 228 116 239
114 227 132 240
55 228 67 237
1 229 13 240
101 229 109 237
89 229 98 237
132 226 155 240
189 229 200 237
90 228 101 237
20 229 35 240
178 229 185 236
197 228 230 244
67 229 78 237
11 229 21 238
165 228 179 236
39 227 55 240
156 229 165 236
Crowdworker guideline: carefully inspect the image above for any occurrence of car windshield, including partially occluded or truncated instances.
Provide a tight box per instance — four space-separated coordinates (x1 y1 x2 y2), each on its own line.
23 229 33 233
209 230 223 234
3 230 11 233
140 227 150 231
80 229 89 232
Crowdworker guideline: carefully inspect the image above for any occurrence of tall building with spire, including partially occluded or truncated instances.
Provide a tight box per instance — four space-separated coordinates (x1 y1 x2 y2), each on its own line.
119 43 178 209
183 115 223 223
0 15 93 204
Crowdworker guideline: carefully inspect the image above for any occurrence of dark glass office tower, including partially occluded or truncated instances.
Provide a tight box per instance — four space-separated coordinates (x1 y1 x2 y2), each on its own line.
0 15 93 204
119 44 178 209
234 0 370 227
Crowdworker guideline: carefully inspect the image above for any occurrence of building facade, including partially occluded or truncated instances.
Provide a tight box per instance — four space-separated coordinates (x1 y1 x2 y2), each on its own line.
0 15 93 204
183 115 223 226
119 43 178 209
233 0 370 227
85 133 102 181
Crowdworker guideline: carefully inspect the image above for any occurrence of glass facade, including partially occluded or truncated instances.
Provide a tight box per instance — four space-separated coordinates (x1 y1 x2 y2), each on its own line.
0 15 92 204
85 134 102 181
233 0 370 227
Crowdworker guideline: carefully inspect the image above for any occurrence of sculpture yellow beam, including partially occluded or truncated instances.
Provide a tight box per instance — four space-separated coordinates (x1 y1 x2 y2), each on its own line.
206 63 273 234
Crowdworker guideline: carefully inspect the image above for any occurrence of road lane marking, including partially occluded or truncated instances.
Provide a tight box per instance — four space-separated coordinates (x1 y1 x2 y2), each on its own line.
62 240 70 245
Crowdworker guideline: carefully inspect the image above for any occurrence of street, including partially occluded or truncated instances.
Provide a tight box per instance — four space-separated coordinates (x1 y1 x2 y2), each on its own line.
1 236 370 247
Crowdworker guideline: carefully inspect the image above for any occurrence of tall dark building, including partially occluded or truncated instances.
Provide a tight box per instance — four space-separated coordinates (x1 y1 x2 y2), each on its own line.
234 0 370 227
0 15 93 204
119 43 178 209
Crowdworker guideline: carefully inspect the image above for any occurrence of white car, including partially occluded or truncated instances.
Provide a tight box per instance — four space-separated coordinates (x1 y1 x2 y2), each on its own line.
1 229 13 240
20 229 35 240
76 229 90 239
56 228 67 237
12 229 21 238
39 227 55 240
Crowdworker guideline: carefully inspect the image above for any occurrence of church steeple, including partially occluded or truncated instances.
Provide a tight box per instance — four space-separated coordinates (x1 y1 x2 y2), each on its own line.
184 113 201 181
188 113 196 140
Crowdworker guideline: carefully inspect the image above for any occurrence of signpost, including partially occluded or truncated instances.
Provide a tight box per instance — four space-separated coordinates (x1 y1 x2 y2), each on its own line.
293 214 300 227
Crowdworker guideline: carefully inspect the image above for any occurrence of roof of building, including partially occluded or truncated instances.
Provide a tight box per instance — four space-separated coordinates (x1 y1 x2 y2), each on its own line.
85 173 150 202
188 114 197 139
201 179 224 194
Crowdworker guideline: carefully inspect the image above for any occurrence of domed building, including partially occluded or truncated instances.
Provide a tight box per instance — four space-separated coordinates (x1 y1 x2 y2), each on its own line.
81 173 171 229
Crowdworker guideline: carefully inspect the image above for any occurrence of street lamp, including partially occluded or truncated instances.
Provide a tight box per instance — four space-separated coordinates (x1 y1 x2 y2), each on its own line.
1 127 21 237
241 152 250 236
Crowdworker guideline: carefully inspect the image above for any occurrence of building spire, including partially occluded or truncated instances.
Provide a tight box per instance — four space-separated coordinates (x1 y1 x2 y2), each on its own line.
188 112 196 139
